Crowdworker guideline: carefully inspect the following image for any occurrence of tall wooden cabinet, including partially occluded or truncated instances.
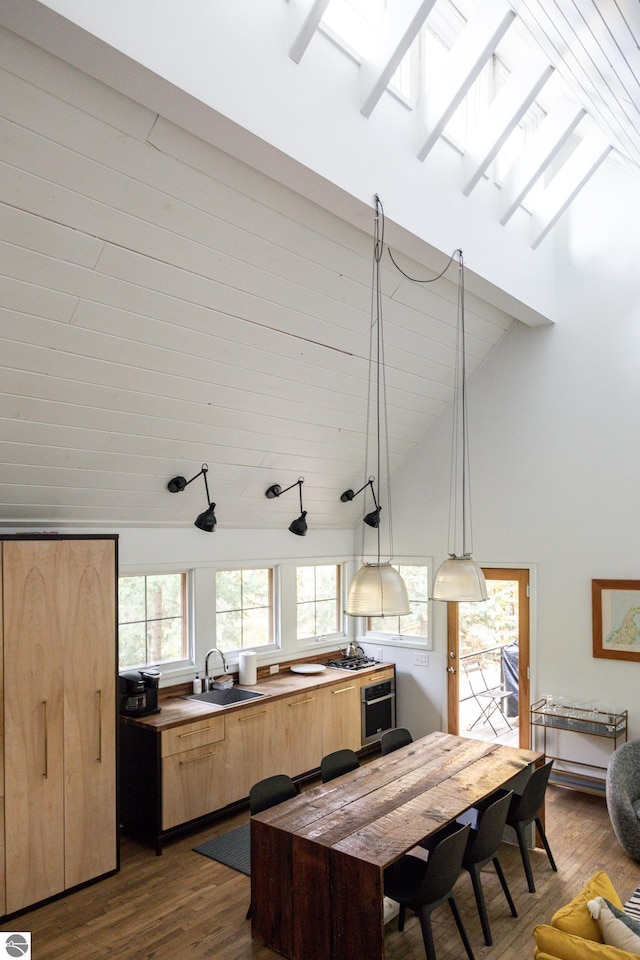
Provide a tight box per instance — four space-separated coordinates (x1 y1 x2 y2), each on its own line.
1 535 118 916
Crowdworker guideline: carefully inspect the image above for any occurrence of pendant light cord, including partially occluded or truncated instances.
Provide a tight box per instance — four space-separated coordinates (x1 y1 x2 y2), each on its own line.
384 236 473 561
361 194 395 567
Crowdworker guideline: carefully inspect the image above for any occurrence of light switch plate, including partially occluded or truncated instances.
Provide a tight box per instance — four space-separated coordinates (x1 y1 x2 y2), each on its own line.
414 654 429 667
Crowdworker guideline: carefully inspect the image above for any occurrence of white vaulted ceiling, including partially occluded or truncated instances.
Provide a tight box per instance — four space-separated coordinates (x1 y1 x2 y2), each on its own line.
0 0 636 531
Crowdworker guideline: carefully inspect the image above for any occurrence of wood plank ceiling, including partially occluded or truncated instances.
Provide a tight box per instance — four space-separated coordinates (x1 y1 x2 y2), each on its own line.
0 0 637 531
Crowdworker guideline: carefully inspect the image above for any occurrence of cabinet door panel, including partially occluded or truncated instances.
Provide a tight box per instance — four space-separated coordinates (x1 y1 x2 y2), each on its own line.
224 703 279 800
3 541 65 913
162 739 229 829
277 691 323 776
63 539 117 887
322 681 362 754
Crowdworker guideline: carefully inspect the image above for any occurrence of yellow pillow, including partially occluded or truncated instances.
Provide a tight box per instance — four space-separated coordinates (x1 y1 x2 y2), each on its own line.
533 924 640 960
552 872 623 943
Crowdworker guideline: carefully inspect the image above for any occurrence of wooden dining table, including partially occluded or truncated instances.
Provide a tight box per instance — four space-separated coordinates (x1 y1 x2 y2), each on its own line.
250 731 542 960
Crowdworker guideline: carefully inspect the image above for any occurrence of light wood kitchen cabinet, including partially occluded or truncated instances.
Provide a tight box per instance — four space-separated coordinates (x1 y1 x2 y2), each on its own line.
321 678 362 754
161 716 227 829
119 664 395 851
224 699 280 800
2 536 118 916
277 689 323 775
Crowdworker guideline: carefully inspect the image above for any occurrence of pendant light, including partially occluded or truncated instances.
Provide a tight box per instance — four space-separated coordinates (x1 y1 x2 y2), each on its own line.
432 251 487 602
344 196 409 618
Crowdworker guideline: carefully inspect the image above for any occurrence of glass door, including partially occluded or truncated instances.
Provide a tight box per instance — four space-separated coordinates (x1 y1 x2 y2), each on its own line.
446 568 530 748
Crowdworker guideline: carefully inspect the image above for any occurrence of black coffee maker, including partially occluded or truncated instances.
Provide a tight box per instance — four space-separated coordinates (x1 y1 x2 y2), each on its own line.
119 669 162 717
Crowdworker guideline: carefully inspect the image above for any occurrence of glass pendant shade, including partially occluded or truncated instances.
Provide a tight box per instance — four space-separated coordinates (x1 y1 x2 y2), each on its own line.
432 556 488 602
345 562 410 617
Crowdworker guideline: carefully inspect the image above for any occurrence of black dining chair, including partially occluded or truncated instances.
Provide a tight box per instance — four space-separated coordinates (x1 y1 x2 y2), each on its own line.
420 789 517 946
384 821 476 960
380 727 414 755
246 773 298 918
320 748 360 783
505 759 557 893
460 789 518 945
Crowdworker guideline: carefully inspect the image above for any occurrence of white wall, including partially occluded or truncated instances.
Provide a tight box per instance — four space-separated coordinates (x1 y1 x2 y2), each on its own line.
390 156 640 746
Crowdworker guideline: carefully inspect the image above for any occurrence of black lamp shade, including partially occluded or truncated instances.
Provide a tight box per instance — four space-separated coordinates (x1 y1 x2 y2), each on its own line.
194 503 217 532
288 511 308 536
364 506 382 528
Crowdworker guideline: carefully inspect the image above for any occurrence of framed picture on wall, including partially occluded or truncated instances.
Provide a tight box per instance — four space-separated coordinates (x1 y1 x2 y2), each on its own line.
592 579 640 661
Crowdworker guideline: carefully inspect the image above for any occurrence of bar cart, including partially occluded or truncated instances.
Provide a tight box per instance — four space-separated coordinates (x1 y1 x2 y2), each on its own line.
530 698 628 790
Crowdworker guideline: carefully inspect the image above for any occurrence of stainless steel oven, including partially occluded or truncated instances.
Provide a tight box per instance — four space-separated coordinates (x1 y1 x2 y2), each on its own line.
361 676 396 745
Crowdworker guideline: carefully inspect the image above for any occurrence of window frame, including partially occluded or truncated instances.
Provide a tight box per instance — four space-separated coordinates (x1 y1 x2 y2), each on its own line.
294 562 347 647
117 568 192 672
213 564 278 656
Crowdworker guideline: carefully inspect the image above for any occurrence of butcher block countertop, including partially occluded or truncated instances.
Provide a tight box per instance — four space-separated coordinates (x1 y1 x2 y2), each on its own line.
121 661 395 732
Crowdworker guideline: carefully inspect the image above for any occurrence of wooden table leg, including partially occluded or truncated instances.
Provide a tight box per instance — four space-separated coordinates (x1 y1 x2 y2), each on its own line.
292 836 332 960
331 849 385 960
251 819 293 956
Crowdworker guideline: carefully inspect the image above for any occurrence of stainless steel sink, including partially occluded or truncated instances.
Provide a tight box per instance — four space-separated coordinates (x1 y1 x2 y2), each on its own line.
185 687 266 706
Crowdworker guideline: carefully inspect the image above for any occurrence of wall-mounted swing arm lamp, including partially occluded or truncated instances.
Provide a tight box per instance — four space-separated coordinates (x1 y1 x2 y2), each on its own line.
340 477 381 528
265 477 308 536
167 463 217 532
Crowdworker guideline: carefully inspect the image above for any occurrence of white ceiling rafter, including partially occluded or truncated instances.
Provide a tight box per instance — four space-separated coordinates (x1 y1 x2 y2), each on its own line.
416 0 516 161
499 99 586 224
288 0 331 63
462 54 554 195
359 0 437 118
530 129 612 248
279 0 634 244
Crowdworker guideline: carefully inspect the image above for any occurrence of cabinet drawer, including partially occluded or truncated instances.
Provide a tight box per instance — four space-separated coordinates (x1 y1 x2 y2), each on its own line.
162 739 228 829
364 667 394 684
161 716 225 758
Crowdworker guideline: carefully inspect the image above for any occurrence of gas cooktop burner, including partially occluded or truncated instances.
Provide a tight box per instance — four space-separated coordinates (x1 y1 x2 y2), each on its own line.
326 655 380 671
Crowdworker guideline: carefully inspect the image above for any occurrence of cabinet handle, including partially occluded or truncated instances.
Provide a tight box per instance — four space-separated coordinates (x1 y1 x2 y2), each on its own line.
239 711 267 722
179 725 215 738
289 697 316 706
97 689 102 763
332 686 355 694
179 751 215 765
42 700 48 778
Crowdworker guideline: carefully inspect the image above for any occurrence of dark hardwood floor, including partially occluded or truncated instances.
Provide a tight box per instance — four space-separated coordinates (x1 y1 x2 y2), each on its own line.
3 784 638 959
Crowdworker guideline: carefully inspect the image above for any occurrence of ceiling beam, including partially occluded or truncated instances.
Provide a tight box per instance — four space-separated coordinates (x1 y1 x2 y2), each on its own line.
530 130 613 249
416 0 516 161
288 0 330 64
462 55 553 196
499 99 586 225
360 0 437 119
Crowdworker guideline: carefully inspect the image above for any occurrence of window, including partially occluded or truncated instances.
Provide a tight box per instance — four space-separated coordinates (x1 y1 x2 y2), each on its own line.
366 564 430 640
296 565 342 640
215 568 273 653
119 573 187 669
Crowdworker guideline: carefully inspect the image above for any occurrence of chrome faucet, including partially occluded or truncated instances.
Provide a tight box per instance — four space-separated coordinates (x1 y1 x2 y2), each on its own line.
204 647 228 690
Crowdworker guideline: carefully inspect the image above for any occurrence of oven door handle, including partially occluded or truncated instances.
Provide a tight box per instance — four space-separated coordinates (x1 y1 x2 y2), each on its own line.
364 693 395 706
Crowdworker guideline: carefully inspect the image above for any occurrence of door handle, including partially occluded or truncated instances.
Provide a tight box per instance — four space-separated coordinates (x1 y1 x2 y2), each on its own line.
447 666 456 674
